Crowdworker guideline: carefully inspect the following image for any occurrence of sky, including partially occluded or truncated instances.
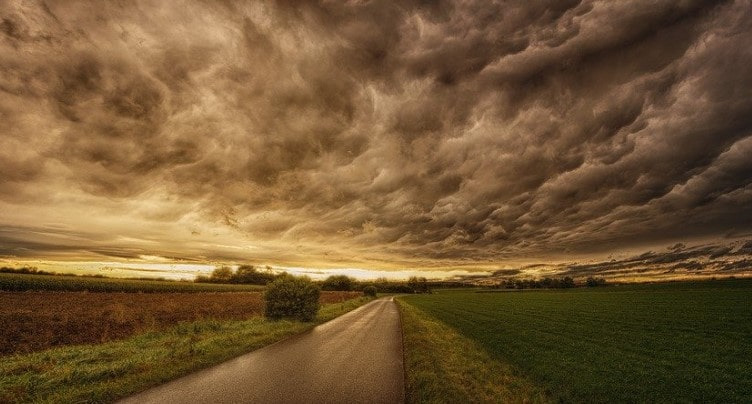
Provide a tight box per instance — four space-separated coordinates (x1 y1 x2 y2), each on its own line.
1 0 751 281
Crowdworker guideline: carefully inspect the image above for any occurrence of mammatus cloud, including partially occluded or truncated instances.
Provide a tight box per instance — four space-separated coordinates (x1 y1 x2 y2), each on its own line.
1 1 751 277
461 240 752 283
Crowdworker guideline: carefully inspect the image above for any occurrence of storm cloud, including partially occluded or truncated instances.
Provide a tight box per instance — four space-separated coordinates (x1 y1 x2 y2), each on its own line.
1 0 751 276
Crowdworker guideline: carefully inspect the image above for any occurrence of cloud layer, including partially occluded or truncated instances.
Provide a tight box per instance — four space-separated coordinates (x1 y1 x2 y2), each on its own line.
1 0 751 276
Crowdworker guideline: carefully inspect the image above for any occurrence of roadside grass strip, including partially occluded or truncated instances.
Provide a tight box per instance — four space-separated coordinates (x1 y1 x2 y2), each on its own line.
398 299 548 404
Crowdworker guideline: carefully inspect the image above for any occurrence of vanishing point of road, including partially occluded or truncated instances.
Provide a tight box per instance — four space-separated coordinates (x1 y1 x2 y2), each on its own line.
118 297 405 404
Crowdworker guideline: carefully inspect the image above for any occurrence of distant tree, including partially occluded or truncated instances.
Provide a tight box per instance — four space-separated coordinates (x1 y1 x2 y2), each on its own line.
372 277 413 293
561 276 576 288
363 285 377 297
321 275 356 291
585 277 607 287
407 276 419 292
408 276 431 294
194 275 210 283
209 266 233 283
0 266 58 276
232 265 276 285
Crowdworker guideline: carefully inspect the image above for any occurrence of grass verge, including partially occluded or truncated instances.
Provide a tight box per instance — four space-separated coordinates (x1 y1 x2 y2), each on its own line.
0 297 372 403
397 299 548 404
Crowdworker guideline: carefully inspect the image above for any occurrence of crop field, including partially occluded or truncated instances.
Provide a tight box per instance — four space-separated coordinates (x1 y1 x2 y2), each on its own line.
0 297 372 403
400 279 752 403
0 272 265 293
1 291 361 355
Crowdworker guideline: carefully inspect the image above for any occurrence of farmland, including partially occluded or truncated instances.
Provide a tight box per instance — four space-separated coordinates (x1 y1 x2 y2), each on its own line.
1 290 360 356
399 279 752 403
0 272 264 293
0 294 372 403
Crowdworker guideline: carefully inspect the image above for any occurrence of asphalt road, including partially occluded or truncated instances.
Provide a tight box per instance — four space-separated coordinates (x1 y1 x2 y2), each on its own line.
118 297 405 404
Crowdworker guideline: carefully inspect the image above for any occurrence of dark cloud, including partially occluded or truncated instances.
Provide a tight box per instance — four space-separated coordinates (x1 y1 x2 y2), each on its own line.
559 241 752 277
1 0 751 276
492 269 522 277
463 240 752 282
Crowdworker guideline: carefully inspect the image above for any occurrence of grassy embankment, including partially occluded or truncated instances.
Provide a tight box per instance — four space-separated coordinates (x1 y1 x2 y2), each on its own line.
399 279 752 403
0 297 372 403
398 300 548 403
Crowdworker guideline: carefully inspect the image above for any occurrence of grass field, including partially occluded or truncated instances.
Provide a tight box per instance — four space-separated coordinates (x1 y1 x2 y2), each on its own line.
1 291 360 356
398 300 547 403
0 272 265 293
399 279 752 403
0 296 373 403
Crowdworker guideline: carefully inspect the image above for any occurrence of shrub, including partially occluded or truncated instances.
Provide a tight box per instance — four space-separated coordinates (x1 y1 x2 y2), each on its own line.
264 275 320 322
363 285 377 297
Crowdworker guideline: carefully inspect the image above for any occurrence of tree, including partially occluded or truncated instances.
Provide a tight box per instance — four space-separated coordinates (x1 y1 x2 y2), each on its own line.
232 265 276 285
209 266 233 283
408 276 419 292
586 277 606 287
408 276 431 294
363 285 377 297
371 278 413 293
321 275 356 291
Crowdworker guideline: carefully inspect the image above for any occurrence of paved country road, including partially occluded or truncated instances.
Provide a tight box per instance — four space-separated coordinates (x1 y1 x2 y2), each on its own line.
118 297 405 404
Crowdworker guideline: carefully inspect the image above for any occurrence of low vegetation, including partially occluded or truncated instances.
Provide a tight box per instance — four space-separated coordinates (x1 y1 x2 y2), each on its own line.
584 276 607 287
399 279 752 403
0 291 360 356
0 297 372 403
0 266 58 275
0 273 264 293
398 300 547 403
264 275 321 321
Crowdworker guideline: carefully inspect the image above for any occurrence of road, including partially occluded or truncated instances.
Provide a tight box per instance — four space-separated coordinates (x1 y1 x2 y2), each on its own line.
118 297 405 404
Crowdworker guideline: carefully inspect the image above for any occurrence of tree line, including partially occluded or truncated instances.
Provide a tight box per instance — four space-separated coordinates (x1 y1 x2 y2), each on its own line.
492 276 607 289
196 266 435 294
196 265 609 292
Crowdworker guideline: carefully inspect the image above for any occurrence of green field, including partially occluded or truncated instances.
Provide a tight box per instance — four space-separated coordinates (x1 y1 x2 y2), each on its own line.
0 273 264 293
400 280 752 403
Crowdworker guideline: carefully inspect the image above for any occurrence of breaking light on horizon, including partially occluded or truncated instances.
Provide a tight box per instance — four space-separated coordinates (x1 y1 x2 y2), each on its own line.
1 0 752 281
0 258 502 281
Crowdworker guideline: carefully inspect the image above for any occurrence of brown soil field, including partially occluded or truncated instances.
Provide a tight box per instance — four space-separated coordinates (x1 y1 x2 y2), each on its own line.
0 291 361 356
